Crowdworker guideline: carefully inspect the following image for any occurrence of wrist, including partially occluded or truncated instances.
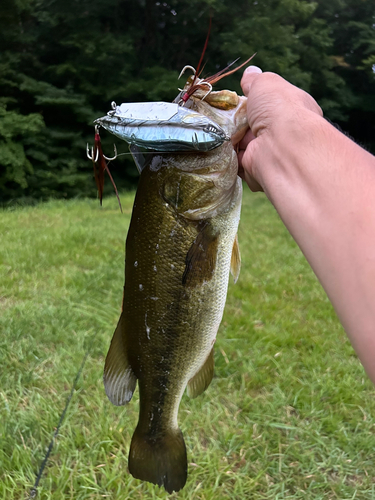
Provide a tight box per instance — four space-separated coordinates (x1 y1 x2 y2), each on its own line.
255 109 356 217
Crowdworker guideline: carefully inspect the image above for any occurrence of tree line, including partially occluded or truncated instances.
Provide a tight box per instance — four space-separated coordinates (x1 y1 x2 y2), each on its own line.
1 0 374 203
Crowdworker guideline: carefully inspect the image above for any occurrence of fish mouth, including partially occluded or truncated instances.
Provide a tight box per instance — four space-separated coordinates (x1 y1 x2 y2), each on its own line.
186 93 249 143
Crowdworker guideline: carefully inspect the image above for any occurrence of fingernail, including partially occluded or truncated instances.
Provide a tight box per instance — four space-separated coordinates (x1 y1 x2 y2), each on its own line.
244 65 262 75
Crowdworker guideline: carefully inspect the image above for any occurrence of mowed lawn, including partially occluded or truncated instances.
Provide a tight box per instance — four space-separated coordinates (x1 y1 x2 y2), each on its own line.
1 189 375 500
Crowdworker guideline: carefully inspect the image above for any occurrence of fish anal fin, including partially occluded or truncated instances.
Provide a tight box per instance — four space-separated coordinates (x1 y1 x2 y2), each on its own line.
187 347 214 398
230 233 241 283
182 223 219 287
129 425 187 494
104 313 137 406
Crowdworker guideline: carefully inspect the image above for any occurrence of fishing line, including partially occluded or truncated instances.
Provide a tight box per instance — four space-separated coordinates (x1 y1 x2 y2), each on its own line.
113 150 206 158
28 337 95 499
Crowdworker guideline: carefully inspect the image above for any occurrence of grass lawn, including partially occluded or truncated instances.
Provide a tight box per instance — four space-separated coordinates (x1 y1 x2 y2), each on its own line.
1 189 375 499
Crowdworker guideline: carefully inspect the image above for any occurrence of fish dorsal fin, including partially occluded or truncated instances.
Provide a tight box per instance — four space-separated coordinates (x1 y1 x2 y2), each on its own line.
187 347 214 398
230 233 241 283
103 313 137 406
182 223 219 287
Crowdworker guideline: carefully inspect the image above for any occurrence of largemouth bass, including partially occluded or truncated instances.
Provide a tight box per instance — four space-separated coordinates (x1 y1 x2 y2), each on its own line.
102 84 248 493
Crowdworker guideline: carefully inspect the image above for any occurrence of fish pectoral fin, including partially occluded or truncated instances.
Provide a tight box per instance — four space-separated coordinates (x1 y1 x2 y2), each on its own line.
230 233 241 283
103 313 137 406
129 425 187 494
187 347 214 398
182 222 219 286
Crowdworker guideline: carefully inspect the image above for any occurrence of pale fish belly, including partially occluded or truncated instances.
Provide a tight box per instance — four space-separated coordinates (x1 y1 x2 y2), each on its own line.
182 176 242 383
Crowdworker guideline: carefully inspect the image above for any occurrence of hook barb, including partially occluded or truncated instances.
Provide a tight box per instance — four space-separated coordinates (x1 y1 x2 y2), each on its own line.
178 65 196 80
103 144 117 162
199 81 213 101
86 144 99 162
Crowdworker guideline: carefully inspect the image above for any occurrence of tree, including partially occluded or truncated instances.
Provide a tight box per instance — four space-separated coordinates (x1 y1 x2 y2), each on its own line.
0 0 374 202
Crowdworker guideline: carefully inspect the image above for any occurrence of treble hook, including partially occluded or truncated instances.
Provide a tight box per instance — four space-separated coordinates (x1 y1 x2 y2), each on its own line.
198 81 213 101
178 65 196 80
87 143 117 162
86 143 99 162
178 80 213 106
86 124 118 162
103 144 117 162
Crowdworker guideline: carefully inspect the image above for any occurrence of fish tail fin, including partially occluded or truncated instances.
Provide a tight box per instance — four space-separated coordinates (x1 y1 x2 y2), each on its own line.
128 425 187 493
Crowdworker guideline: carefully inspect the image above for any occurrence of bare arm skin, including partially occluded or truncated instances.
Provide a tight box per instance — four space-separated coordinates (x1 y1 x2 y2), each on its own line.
238 66 375 382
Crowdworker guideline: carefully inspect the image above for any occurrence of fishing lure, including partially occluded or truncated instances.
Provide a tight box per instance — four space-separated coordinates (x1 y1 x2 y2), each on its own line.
87 39 255 201
92 49 255 156
94 101 229 153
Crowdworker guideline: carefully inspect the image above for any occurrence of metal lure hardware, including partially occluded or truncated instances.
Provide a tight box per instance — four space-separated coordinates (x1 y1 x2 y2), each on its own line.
94 102 229 152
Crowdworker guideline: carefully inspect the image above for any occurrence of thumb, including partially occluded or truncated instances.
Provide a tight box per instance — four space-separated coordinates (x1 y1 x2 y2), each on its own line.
241 66 262 96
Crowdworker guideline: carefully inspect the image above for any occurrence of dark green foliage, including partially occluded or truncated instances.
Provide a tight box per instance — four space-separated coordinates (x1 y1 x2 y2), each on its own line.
0 104 44 198
0 0 374 202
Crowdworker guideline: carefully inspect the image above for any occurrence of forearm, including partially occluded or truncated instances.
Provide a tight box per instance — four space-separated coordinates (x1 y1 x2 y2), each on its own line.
256 111 375 380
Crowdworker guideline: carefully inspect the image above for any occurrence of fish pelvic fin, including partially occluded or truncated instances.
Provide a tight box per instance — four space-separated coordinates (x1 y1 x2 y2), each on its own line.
187 347 214 398
103 313 137 405
230 233 241 283
128 425 187 493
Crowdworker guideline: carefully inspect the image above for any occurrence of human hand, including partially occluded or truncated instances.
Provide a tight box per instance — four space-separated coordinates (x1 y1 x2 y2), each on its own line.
236 68 375 387
237 66 323 192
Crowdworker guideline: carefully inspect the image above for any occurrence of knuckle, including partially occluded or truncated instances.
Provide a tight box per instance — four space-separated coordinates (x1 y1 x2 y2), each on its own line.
303 93 323 116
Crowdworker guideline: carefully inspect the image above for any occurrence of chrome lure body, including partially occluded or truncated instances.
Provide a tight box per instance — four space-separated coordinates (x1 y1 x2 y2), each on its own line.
94 102 229 152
